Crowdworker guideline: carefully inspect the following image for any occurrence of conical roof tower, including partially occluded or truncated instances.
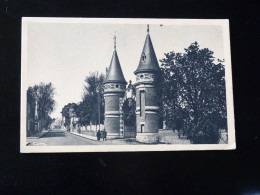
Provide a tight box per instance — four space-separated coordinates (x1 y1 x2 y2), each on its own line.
103 35 127 139
104 36 126 84
134 25 160 144
134 25 159 74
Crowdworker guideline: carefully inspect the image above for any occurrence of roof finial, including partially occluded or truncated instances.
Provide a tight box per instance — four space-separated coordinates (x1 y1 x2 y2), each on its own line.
113 32 116 50
147 24 149 34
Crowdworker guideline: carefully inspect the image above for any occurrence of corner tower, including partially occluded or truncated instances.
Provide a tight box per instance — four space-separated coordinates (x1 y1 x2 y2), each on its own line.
134 25 160 143
103 35 127 139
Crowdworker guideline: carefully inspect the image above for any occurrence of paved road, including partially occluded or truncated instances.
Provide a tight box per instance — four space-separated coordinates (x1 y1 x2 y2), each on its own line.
27 129 101 146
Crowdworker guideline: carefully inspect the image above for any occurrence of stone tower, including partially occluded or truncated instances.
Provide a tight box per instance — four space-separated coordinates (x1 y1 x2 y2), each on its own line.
134 25 160 143
103 35 127 139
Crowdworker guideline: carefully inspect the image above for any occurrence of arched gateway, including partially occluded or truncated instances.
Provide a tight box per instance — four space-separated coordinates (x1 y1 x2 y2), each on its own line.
119 81 136 138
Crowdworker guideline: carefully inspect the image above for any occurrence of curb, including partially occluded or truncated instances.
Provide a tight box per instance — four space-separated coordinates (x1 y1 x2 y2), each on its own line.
69 132 97 141
39 129 51 138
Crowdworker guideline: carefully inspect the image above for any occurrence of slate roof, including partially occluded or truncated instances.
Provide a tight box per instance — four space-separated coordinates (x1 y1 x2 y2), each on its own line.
134 33 159 74
104 50 126 84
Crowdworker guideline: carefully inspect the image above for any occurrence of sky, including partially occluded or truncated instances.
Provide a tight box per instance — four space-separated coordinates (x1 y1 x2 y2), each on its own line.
26 21 224 118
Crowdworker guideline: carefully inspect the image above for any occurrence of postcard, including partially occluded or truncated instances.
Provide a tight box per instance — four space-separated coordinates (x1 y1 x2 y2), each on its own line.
21 18 235 152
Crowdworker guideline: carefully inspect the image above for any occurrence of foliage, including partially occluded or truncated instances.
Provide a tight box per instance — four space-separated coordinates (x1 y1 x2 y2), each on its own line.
63 72 105 127
159 42 227 143
61 72 105 127
61 103 77 127
27 82 56 130
27 87 36 118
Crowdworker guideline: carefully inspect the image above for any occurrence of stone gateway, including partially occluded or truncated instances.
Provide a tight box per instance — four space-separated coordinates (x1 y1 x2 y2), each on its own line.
104 25 160 143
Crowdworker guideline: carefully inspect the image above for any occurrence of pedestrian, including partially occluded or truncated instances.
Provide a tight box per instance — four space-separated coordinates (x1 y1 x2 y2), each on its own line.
103 129 107 141
97 130 101 141
100 130 104 141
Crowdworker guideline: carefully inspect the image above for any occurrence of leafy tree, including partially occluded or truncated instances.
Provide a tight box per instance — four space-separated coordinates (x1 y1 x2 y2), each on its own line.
77 72 105 127
61 103 77 127
61 104 71 127
76 96 92 126
31 82 56 130
27 87 35 104
159 42 227 143
26 87 36 133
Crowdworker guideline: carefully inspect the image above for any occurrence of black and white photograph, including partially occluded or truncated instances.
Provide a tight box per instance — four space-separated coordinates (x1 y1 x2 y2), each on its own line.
20 18 235 152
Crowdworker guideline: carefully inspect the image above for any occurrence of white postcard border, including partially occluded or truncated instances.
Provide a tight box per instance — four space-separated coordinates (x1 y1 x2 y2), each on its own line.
20 18 236 153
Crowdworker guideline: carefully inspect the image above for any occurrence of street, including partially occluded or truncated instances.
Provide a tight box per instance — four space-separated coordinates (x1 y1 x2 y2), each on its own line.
27 129 101 146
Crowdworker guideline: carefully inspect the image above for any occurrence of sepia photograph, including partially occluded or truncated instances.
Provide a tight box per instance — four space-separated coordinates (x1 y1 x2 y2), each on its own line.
20 18 235 152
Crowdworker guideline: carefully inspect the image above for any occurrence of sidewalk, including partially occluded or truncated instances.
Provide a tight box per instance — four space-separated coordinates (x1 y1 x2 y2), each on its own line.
69 131 143 145
69 131 97 141
26 129 51 146
27 129 51 139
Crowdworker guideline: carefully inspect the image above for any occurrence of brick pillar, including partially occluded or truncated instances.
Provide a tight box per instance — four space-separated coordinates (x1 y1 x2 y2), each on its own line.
104 83 125 139
135 73 159 143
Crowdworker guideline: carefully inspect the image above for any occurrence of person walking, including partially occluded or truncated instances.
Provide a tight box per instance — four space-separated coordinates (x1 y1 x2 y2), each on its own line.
103 129 107 141
100 130 104 141
97 130 101 141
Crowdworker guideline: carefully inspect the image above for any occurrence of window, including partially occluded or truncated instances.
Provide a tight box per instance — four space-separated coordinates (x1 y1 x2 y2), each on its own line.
140 91 145 117
140 92 142 116
141 53 146 62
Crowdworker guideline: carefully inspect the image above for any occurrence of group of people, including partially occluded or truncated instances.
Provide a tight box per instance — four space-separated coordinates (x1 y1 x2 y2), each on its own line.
97 129 107 141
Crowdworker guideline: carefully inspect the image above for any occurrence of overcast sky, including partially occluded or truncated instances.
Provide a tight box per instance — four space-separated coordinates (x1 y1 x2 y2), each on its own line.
26 21 224 118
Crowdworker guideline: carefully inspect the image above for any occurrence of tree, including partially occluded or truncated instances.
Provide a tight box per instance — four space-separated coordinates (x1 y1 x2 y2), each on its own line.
61 104 71 127
77 72 105 129
29 82 56 131
61 103 77 128
26 87 36 134
159 42 227 143
76 96 92 126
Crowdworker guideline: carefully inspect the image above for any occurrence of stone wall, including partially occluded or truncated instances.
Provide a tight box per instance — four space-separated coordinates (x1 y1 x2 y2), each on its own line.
158 129 191 144
80 124 105 131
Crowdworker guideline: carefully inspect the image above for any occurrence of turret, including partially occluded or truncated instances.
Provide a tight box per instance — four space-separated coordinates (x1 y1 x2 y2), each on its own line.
134 25 160 143
103 35 127 138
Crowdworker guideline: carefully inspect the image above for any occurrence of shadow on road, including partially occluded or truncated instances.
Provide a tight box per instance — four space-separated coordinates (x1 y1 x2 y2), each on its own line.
41 130 66 138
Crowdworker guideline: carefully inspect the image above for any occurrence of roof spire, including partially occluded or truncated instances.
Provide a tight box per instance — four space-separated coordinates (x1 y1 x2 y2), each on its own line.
104 34 126 84
134 24 159 74
113 32 116 50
